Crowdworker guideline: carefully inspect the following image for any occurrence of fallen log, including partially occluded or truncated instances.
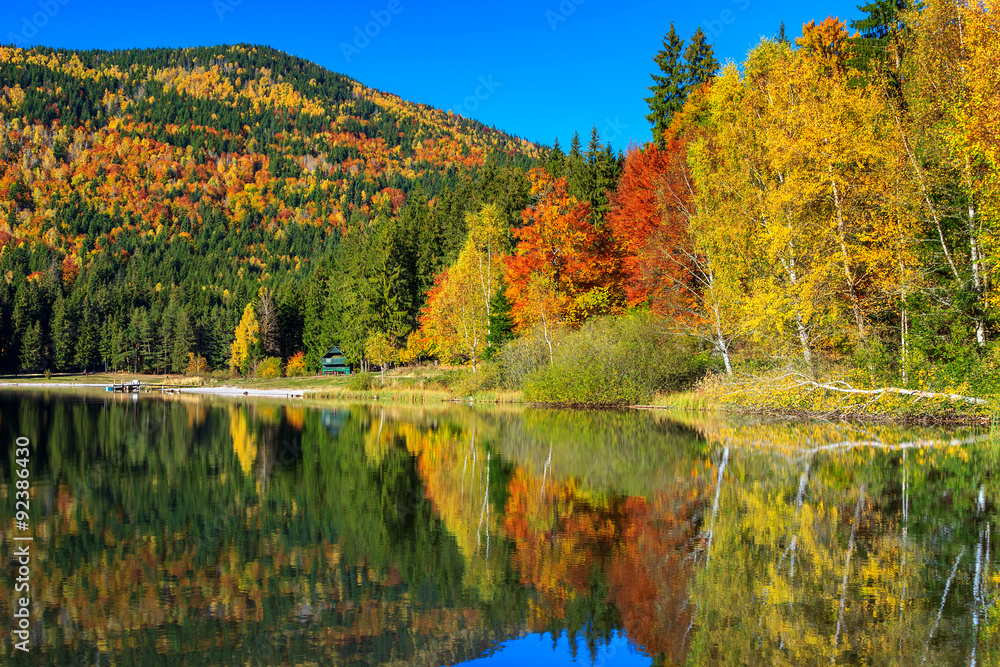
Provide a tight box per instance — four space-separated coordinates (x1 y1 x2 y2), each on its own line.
780 373 989 406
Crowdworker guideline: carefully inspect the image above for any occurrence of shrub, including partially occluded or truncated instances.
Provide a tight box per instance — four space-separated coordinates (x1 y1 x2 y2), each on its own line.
185 353 211 377
285 351 309 377
522 312 712 406
211 369 233 380
256 357 283 378
348 373 374 391
454 363 502 396
495 328 554 390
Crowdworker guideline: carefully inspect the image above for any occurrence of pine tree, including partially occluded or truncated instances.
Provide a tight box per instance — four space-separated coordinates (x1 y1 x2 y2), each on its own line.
484 282 514 358
51 296 75 370
683 27 719 91
74 304 98 371
172 309 195 373
20 321 42 372
645 23 686 146
547 138 566 179
848 0 911 84
775 22 789 44
567 131 587 201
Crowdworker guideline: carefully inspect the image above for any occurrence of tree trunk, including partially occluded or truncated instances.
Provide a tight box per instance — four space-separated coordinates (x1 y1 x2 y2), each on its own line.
829 167 865 340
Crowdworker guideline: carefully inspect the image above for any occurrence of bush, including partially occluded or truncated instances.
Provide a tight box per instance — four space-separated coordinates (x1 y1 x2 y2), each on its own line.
453 363 503 396
522 312 712 406
211 369 233 380
496 328 554 390
285 351 309 377
348 373 374 391
185 353 211 377
256 357 283 378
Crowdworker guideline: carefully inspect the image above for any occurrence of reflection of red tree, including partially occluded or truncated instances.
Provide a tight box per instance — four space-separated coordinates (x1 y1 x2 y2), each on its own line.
608 492 702 665
504 469 705 663
503 471 621 628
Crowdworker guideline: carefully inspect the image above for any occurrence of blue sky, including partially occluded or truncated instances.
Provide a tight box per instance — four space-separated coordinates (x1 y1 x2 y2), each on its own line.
3 0 865 151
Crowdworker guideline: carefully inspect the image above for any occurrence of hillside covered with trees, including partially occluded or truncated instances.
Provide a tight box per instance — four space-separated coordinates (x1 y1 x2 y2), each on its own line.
0 43 549 374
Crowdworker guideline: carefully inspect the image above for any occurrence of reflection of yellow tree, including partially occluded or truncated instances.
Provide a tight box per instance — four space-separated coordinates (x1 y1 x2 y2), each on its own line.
684 443 975 665
402 419 504 599
229 406 257 475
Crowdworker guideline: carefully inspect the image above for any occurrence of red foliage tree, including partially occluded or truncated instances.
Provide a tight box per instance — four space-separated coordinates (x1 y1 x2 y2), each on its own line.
607 139 696 313
504 169 625 329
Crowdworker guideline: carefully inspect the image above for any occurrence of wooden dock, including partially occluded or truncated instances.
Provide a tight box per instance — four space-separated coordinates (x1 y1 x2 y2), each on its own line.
106 381 189 394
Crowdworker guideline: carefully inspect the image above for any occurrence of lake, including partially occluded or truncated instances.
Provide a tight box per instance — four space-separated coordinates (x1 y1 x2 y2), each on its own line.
0 390 996 665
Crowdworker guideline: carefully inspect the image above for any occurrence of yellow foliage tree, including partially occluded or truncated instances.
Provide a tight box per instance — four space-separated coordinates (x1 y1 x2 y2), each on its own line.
419 205 507 372
365 331 397 385
230 302 259 376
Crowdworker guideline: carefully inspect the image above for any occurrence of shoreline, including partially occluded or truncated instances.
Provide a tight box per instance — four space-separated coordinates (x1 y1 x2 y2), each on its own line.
0 382 307 399
2 380 992 425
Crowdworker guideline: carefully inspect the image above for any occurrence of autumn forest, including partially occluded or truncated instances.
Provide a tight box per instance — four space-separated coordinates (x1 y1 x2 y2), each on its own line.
2 0 1000 401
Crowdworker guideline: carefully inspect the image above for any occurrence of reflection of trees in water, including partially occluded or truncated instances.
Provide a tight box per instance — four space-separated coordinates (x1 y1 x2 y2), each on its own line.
680 423 999 666
3 394 997 665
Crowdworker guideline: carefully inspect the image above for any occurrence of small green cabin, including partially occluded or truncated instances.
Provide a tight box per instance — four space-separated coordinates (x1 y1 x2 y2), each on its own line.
321 346 351 375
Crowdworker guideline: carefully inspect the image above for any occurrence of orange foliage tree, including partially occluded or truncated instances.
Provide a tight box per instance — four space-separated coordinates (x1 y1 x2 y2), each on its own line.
504 169 625 331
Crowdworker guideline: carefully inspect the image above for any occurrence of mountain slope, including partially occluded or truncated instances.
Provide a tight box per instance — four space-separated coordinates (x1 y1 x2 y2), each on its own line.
0 44 540 373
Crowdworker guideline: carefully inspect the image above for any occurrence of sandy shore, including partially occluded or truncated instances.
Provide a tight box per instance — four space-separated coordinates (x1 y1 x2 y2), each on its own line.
0 382 307 398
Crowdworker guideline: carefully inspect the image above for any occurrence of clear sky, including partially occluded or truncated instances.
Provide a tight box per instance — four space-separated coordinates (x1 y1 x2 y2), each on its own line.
3 0 865 151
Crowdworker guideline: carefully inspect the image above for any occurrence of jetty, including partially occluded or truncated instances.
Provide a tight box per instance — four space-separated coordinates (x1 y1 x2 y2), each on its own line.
106 381 189 394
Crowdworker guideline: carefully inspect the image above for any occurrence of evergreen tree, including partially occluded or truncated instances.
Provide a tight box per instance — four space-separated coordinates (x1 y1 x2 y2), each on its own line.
775 22 789 44
848 0 911 86
547 139 566 179
683 27 719 91
485 282 514 358
20 321 43 372
567 131 587 200
51 296 75 370
74 303 99 371
645 23 686 146
172 309 195 373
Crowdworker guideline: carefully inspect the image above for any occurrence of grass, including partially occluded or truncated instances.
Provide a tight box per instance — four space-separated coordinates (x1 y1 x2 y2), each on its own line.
706 369 997 424
645 389 719 410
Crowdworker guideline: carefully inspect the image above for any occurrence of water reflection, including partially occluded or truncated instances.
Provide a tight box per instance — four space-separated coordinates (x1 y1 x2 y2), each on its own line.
0 391 996 665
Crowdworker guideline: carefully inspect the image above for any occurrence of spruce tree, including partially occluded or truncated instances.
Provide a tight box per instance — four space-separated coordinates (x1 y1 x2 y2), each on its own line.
683 27 719 91
848 0 910 86
775 22 789 44
547 138 566 179
172 309 195 373
20 321 42 372
74 305 98 371
51 296 74 370
645 23 686 146
485 282 514 358
567 131 587 200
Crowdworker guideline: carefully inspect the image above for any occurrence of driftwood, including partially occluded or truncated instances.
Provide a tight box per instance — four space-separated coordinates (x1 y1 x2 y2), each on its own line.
778 372 989 406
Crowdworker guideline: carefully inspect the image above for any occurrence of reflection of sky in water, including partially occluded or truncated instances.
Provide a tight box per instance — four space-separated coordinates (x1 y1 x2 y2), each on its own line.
456 631 652 666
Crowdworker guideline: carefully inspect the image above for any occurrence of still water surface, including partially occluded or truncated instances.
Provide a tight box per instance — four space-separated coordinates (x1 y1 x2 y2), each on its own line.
0 390 996 665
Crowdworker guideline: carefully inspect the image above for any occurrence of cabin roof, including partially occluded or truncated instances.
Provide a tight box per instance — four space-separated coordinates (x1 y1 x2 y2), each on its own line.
321 346 344 359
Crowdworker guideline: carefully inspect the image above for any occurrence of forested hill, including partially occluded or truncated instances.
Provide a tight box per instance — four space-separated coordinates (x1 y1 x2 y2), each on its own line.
0 44 548 374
